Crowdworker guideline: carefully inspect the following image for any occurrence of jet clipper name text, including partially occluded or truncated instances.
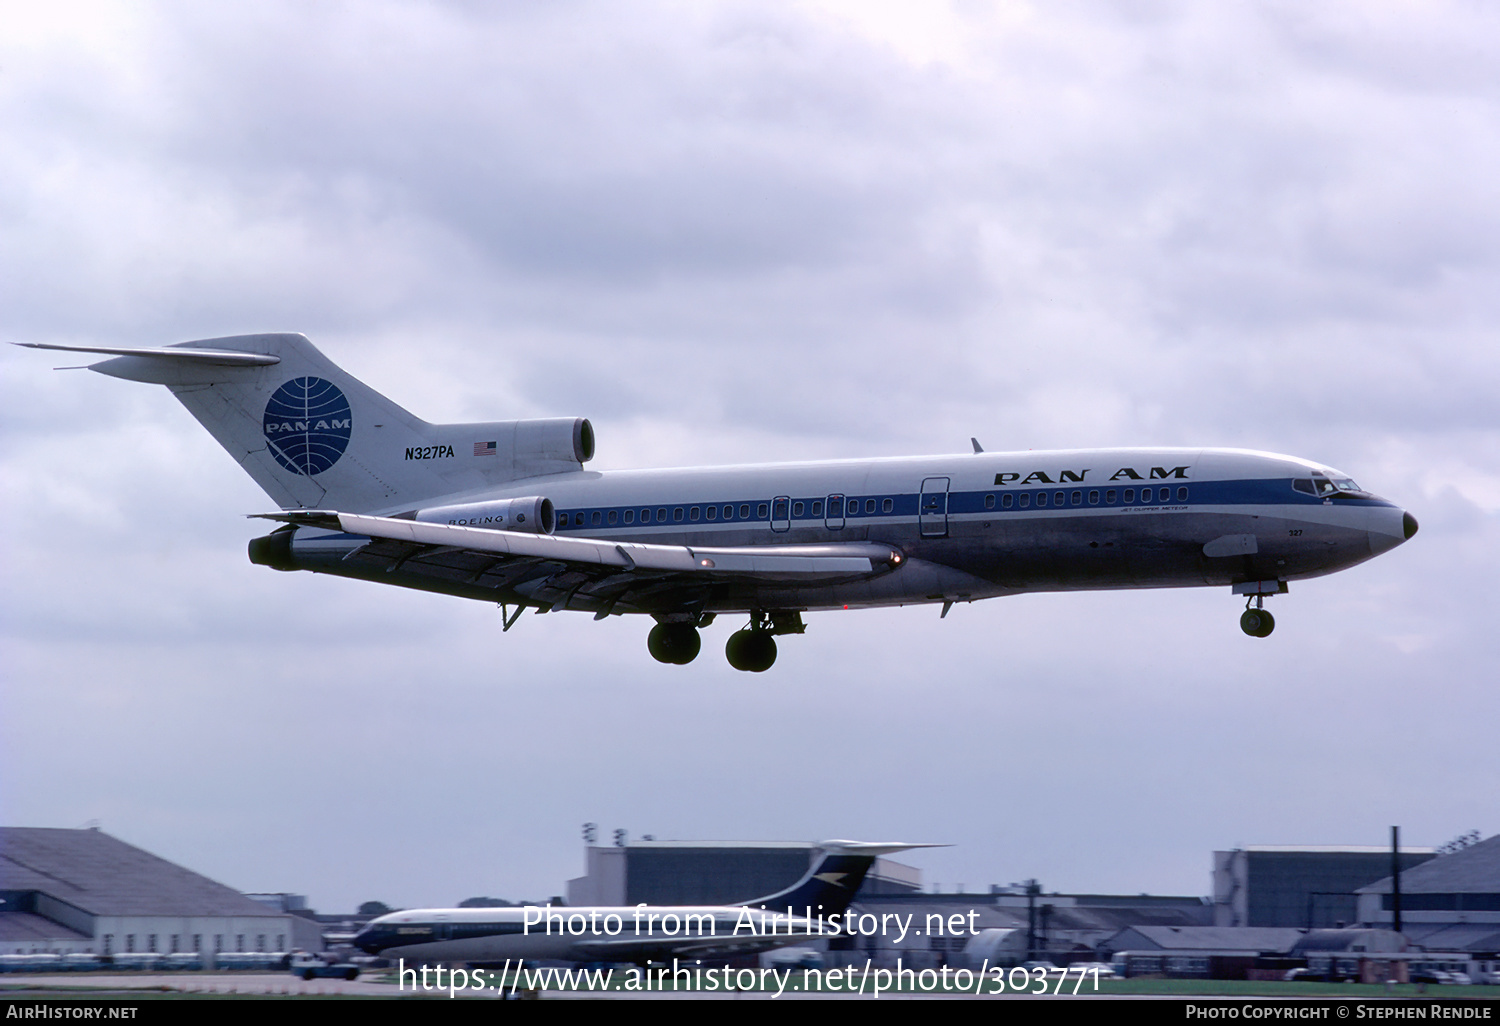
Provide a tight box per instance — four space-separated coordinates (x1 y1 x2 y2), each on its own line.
521 904 980 942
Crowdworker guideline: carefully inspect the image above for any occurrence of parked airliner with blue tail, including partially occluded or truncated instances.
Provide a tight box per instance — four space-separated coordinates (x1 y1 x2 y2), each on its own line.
352 840 934 966
19 333 1417 670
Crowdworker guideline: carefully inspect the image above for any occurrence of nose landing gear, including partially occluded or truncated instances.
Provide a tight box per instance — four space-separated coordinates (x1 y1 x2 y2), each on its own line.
1233 580 1286 638
1240 596 1275 638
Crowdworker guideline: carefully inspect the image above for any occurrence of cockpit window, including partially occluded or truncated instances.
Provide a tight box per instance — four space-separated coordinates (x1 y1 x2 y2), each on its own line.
1300 474 1364 497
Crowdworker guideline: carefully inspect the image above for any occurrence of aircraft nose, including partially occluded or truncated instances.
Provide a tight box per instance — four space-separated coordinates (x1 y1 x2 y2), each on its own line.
1369 508 1416 557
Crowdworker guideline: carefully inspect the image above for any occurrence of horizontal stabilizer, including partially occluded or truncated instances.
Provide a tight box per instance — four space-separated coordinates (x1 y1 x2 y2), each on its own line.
813 840 949 857
13 342 280 366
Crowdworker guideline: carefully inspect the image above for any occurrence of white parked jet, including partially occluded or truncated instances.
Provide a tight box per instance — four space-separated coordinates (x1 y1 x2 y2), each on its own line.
350 840 932 966
20 333 1417 670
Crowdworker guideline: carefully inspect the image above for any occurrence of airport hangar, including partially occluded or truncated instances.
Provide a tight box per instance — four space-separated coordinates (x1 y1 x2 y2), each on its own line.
0 827 321 957
566 833 1498 974
566 836 1211 969
4 825 1493 978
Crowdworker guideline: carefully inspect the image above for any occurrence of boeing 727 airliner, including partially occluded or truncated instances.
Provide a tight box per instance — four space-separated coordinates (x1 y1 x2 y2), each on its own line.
351 840 932 966
19 333 1417 670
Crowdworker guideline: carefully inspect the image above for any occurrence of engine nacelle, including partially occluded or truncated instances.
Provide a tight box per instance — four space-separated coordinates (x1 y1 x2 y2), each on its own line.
415 496 556 534
514 417 594 466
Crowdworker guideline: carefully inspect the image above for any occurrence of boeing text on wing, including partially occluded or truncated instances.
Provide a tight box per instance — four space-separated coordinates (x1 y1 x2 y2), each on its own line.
19 333 1418 670
351 841 936 966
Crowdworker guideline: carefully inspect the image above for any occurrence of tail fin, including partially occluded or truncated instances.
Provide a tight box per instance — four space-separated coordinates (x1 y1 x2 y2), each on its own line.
740 841 943 915
24 334 592 512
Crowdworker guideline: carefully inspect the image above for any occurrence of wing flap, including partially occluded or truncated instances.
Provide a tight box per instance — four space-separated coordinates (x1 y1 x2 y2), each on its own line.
255 510 902 580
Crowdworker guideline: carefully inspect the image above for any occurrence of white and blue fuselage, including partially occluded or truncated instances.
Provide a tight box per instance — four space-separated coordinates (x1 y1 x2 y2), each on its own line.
285 445 1413 615
23 333 1416 667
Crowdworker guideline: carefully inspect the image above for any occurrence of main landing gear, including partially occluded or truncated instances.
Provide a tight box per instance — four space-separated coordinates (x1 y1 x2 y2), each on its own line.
647 622 702 664
646 611 805 671
724 611 804 672
725 629 777 673
1240 596 1275 638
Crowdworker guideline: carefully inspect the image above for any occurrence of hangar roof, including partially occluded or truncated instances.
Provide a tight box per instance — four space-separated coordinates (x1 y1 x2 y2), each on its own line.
0 912 91 944
0 827 279 919
1357 834 1500 894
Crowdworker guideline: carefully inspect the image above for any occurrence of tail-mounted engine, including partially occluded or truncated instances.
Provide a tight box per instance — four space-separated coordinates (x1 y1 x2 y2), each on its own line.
414 496 556 534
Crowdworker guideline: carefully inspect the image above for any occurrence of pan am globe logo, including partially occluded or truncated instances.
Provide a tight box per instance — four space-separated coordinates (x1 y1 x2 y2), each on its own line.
263 377 352 476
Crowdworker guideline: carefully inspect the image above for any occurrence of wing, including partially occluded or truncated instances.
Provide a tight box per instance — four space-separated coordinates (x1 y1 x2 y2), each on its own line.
252 510 904 617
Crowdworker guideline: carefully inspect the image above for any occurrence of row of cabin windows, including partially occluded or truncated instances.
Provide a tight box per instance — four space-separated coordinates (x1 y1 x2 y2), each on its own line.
982 486 1187 510
557 488 1187 528
557 496 896 528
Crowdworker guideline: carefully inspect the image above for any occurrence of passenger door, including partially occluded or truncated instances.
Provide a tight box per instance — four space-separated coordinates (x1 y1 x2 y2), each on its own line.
919 477 950 538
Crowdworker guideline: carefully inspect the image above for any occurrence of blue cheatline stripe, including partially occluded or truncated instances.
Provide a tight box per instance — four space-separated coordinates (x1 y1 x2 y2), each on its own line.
552 480 1395 533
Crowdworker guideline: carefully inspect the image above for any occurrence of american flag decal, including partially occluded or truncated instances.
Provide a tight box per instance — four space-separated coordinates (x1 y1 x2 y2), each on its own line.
474 440 497 456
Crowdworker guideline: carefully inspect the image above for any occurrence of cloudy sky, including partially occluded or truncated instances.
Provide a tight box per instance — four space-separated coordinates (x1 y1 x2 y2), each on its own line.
2 1 1496 913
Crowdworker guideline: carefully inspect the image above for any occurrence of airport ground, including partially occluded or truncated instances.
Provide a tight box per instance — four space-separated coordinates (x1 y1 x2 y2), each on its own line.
1 971 1494 1001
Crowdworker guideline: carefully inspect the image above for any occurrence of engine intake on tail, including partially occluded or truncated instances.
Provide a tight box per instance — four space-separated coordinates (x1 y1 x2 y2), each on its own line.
513 417 593 466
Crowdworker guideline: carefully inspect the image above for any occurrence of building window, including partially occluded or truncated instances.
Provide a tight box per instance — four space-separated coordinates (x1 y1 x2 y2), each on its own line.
102 935 113 955
256 935 266 952
193 935 201 953
126 935 135 953
148 934 157 953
